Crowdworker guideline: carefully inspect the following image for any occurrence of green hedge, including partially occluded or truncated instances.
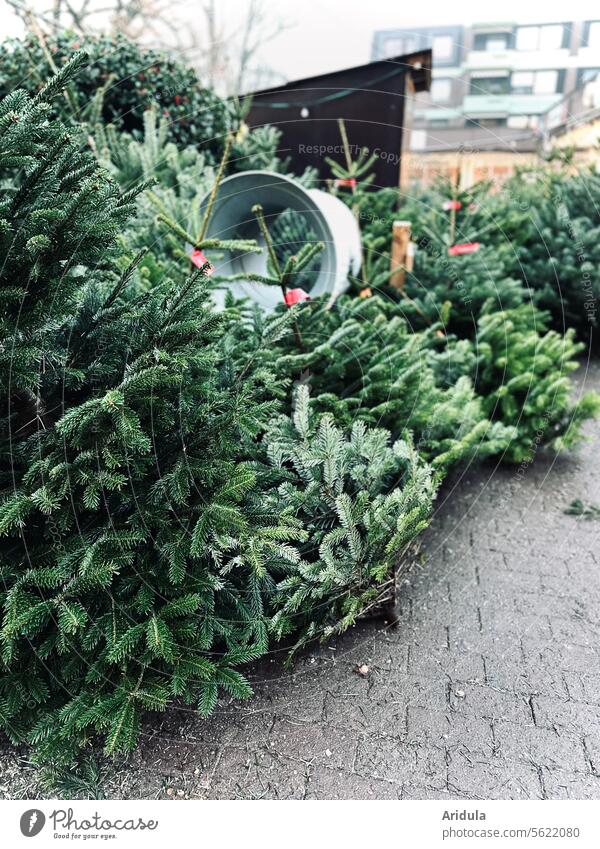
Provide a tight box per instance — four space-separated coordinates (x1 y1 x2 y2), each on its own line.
0 31 237 158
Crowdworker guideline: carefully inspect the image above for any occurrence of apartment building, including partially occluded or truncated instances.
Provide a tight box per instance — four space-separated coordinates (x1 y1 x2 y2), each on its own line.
372 20 600 186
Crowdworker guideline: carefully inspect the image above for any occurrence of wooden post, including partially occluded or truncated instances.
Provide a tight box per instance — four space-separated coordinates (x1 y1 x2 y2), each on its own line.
390 220 412 290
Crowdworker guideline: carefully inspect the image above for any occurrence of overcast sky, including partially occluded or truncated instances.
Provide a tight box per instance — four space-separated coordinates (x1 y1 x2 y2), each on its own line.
248 0 600 80
2 0 599 82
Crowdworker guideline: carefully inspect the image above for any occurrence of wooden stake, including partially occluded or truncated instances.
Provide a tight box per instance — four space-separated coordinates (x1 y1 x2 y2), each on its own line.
390 220 412 290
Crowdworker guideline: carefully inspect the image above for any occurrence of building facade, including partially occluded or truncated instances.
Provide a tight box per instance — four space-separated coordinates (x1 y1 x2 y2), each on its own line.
372 20 600 186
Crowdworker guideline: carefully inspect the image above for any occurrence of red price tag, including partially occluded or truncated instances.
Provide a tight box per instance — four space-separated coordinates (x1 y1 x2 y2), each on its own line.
284 288 311 305
443 200 462 211
448 242 481 256
335 178 357 188
190 249 214 274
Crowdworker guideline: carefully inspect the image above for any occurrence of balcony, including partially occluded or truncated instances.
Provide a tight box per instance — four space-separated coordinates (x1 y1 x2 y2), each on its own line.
463 93 563 116
413 124 541 153
465 48 571 71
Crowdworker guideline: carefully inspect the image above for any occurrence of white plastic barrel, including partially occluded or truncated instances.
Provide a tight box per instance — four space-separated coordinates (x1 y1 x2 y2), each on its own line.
197 170 362 311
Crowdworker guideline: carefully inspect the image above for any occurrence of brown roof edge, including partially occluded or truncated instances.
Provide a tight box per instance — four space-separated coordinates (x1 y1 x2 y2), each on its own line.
245 48 432 98
402 49 432 93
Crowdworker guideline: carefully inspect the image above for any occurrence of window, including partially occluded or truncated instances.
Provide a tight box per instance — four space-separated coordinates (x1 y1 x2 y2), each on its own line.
585 21 600 49
383 38 404 58
578 69 600 108
539 25 564 50
507 115 539 129
511 70 560 95
534 70 559 94
515 27 539 51
511 71 534 94
465 117 507 128
432 35 454 62
507 115 529 128
473 33 510 52
486 35 509 51
470 76 510 96
583 79 600 109
578 68 600 84
515 24 565 51
383 36 417 58
431 78 452 102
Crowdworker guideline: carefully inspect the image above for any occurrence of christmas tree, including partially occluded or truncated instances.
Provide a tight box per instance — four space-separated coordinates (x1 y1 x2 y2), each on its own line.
0 57 297 761
228 294 515 470
513 168 600 343
471 305 600 462
262 385 436 654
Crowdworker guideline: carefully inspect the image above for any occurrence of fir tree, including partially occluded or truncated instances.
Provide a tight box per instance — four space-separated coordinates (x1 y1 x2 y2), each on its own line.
228 294 514 470
0 61 295 762
471 305 600 462
402 243 525 336
0 51 137 479
513 168 600 343
262 385 436 653
92 108 218 292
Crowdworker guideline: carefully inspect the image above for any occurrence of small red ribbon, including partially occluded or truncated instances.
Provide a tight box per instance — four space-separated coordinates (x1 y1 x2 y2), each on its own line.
443 200 462 211
284 288 311 306
190 249 214 274
335 178 357 188
448 242 481 256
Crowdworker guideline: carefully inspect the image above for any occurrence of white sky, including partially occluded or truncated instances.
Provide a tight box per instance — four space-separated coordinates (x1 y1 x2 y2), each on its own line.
254 0 600 80
1 0 599 82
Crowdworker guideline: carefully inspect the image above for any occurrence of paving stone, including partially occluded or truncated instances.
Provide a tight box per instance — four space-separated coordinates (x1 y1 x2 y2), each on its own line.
567 672 600 705
484 649 574 700
265 718 358 771
550 617 600 648
322 683 388 733
305 766 401 799
406 707 495 759
448 682 534 725
493 720 588 773
532 696 600 736
408 645 486 684
402 785 470 800
535 643 600 674
541 768 600 800
354 734 447 789
581 733 600 775
447 752 543 799
203 746 307 800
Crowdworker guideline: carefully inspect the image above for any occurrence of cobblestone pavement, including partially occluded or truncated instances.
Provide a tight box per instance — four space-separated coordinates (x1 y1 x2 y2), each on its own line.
2 364 600 800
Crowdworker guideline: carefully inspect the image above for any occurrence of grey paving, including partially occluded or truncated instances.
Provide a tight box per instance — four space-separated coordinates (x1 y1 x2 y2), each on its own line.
2 362 600 800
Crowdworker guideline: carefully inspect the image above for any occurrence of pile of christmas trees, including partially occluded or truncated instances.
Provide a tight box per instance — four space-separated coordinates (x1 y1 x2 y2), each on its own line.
356 166 600 345
0 42 598 769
